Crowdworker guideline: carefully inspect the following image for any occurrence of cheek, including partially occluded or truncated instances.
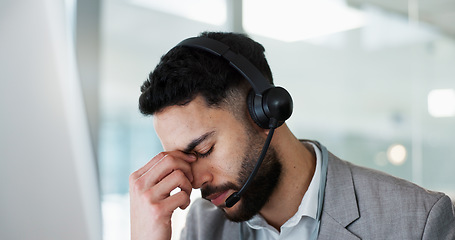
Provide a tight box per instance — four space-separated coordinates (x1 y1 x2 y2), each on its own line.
213 138 246 178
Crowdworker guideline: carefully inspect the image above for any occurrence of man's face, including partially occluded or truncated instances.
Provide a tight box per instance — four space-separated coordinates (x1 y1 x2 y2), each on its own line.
154 95 281 221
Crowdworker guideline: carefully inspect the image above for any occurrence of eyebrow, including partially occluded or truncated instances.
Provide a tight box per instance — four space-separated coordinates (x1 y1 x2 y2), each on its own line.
183 131 215 153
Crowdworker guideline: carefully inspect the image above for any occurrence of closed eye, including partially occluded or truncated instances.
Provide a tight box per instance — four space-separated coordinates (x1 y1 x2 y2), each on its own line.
196 145 214 158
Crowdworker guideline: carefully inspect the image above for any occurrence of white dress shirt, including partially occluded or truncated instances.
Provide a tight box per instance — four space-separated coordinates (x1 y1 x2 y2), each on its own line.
245 143 322 240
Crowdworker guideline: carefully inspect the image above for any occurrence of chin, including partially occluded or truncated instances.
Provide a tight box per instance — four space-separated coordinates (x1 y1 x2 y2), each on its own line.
221 200 256 223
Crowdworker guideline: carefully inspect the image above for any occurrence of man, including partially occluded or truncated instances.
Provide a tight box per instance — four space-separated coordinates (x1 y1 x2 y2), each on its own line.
129 32 455 240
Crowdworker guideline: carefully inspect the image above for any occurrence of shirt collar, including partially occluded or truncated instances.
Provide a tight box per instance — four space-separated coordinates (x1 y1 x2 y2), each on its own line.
246 142 322 229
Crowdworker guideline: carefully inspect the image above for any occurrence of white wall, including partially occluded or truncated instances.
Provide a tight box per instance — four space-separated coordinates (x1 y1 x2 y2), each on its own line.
0 0 101 239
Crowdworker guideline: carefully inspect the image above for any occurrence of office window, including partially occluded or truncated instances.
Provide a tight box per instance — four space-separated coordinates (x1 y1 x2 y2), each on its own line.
99 0 455 239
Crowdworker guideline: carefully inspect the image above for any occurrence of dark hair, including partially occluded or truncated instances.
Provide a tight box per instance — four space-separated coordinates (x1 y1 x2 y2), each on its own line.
138 31 273 116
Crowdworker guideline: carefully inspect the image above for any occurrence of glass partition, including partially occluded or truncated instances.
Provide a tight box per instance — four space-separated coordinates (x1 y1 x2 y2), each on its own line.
99 0 455 239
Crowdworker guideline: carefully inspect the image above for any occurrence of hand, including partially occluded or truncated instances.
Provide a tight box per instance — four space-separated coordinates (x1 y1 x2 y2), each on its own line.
129 151 196 240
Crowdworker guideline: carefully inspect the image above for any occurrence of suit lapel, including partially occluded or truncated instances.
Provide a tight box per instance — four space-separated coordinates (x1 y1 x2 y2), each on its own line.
317 150 360 239
318 215 360 240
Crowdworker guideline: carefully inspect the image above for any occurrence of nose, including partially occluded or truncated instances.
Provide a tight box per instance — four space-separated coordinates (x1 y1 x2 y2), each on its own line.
190 159 212 189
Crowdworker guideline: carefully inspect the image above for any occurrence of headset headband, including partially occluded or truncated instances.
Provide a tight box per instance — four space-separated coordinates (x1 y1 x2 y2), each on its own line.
177 37 272 95
176 36 293 129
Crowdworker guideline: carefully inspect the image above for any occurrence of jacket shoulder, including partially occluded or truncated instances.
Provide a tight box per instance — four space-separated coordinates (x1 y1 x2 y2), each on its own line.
180 198 240 240
326 155 455 239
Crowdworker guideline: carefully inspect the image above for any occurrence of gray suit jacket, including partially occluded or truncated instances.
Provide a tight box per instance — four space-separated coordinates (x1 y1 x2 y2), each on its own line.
181 144 455 239
318 151 455 239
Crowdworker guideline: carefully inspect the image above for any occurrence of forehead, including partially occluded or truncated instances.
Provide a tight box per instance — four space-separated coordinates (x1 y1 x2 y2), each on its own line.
153 96 239 151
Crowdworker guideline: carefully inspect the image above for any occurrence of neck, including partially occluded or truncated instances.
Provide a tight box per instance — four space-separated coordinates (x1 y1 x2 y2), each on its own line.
259 125 316 231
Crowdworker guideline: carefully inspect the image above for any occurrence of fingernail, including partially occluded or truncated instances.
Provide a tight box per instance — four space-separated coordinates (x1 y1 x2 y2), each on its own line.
188 153 197 161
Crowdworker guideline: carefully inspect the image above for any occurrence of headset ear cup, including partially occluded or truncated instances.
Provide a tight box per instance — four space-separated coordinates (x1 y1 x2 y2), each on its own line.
262 87 293 125
248 87 293 129
247 90 270 129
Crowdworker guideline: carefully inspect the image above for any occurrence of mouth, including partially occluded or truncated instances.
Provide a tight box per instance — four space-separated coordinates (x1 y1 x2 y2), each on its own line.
206 190 230 207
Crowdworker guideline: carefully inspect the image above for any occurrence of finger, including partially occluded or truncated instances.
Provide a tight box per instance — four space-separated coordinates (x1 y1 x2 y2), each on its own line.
137 151 195 190
130 151 196 182
150 154 195 185
130 153 194 195
129 152 168 183
161 190 191 211
153 169 193 199
139 170 192 213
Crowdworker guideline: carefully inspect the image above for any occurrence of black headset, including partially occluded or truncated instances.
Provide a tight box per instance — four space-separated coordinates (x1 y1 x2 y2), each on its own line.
176 36 293 208
176 37 293 129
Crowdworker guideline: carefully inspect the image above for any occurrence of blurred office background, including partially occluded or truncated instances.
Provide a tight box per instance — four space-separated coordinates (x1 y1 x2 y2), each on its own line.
1 0 454 239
